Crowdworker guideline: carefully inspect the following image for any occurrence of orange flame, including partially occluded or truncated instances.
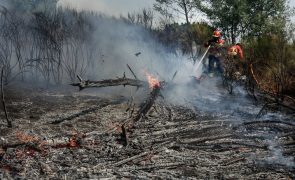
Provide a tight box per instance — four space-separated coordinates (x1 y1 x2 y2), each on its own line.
146 72 160 89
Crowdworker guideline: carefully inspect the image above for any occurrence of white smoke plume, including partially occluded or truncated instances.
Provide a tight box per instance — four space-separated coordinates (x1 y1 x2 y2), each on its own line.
78 15 204 102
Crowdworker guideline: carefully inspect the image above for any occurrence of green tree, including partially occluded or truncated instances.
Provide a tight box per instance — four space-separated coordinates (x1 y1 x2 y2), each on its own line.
242 0 290 37
194 0 290 43
194 0 246 44
190 22 212 45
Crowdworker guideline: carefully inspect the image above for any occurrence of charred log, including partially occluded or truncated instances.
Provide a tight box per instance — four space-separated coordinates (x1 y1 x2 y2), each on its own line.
71 75 146 90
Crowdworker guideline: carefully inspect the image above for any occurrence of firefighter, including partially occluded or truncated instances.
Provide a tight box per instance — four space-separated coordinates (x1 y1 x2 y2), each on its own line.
228 43 244 60
227 43 247 80
204 30 226 77
227 43 246 79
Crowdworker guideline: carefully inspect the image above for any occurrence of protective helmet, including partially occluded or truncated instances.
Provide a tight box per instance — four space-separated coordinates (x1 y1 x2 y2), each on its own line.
228 46 238 56
212 30 221 38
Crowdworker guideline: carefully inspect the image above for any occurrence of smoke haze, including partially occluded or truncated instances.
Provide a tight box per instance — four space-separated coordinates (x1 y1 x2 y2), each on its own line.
58 0 155 17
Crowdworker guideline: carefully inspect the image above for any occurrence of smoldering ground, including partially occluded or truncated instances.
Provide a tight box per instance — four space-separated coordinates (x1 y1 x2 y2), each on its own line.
1 3 294 171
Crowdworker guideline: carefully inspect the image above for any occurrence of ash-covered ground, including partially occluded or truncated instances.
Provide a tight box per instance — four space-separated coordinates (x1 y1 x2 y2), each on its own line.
0 79 294 179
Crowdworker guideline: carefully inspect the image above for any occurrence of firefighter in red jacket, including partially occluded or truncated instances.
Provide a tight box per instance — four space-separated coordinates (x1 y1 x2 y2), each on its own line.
228 43 244 60
204 30 225 76
227 43 246 78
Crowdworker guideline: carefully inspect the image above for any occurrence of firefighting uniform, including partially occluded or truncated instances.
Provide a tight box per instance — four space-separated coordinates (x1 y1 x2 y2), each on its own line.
228 44 246 74
205 38 226 74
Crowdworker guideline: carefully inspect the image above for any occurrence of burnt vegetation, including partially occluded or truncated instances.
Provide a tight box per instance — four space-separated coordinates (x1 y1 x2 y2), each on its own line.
0 0 295 179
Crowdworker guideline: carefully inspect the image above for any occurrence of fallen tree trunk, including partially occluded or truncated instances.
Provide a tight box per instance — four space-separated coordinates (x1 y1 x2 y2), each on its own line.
71 75 146 90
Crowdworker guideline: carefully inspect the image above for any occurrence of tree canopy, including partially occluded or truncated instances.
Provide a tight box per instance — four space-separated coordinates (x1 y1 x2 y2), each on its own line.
194 0 291 43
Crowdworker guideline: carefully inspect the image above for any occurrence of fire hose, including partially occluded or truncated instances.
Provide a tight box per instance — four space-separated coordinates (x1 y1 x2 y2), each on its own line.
194 45 211 71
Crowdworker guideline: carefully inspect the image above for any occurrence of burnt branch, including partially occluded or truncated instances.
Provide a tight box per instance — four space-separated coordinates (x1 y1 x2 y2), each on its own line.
126 64 138 80
132 85 162 123
71 75 146 90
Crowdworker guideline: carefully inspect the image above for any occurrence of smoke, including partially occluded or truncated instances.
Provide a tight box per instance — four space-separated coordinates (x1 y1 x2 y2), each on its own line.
75 14 262 118
249 135 295 169
266 139 295 167
58 0 155 17
78 15 202 99
0 0 9 9
88 18 192 81
0 2 201 100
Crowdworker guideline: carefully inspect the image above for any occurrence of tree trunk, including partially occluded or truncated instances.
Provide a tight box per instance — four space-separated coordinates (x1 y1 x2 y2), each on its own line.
1 67 12 128
182 0 190 25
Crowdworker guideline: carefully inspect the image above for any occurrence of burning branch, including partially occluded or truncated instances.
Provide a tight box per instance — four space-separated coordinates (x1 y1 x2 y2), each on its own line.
128 73 165 125
146 73 161 89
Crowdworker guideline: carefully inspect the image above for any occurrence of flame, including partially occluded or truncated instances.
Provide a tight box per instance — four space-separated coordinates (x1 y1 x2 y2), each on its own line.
146 72 160 89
